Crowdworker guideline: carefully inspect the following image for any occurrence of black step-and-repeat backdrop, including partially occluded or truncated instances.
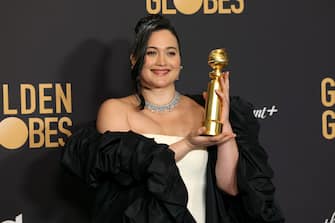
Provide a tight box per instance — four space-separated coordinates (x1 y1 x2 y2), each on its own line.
1 1 334 222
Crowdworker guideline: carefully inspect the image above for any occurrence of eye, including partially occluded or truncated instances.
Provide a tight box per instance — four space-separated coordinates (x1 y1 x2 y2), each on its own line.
167 51 177 56
146 50 157 56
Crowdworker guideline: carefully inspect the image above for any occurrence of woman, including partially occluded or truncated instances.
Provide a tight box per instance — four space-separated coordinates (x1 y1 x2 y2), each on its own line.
62 14 285 223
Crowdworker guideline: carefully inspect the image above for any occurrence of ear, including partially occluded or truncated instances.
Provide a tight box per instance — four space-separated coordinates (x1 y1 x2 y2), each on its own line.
130 54 136 68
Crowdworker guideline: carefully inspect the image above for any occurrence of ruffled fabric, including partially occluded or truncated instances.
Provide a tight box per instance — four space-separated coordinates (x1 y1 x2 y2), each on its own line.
61 128 195 223
189 95 285 223
61 95 285 223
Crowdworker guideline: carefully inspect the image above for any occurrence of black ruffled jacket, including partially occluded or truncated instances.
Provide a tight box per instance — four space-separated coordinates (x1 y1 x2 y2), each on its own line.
61 96 285 223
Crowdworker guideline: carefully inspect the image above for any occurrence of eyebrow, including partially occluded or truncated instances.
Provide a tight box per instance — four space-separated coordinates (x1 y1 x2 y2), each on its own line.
146 46 178 50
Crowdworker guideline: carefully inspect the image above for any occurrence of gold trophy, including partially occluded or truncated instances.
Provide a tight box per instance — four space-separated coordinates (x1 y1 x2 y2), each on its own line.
203 48 229 136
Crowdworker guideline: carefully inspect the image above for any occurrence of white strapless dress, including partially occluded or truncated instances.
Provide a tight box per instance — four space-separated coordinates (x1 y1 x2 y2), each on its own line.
143 134 208 223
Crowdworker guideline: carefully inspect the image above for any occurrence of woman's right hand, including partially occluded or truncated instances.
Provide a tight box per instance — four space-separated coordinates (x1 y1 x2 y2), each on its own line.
184 126 236 150
170 126 235 161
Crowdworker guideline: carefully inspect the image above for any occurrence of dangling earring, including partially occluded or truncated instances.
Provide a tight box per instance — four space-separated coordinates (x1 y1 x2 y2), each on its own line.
180 65 183 70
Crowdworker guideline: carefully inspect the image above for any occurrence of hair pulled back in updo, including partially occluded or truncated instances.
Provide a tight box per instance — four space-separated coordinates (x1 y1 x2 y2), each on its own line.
130 14 181 110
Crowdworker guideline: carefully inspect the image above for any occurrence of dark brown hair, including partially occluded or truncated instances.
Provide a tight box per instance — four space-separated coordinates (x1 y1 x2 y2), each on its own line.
131 14 181 109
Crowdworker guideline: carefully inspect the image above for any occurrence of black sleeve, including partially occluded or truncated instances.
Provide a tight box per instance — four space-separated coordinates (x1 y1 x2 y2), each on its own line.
60 126 196 223
205 96 285 223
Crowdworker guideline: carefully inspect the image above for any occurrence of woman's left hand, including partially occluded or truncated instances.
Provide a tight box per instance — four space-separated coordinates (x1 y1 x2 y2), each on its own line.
217 71 230 124
203 71 231 126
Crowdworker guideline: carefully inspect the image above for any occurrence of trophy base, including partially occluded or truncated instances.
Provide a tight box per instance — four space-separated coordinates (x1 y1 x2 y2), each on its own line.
203 120 222 136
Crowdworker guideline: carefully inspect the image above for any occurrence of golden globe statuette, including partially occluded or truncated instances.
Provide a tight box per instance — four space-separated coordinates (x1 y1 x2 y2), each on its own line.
204 48 229 136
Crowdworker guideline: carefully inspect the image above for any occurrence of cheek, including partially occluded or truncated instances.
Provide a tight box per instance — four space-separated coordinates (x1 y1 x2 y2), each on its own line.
142 57 155 69
140 62 152 78
171 57 181 68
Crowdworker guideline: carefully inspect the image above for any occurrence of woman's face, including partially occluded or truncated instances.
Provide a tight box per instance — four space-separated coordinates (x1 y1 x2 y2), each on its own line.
139 29 181 90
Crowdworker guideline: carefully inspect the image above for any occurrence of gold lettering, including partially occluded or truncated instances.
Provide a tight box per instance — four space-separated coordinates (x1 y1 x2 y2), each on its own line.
39 84 53 114
146 0 161 14
321 78 335 107
58 117 73 146
322 110 335 140
2 84 18 115
44 117 59 148
231 0 244 14
20 84 36 114
162 0 176 14
29 118 44 148
55 83 72 113
218 0 231 14
204 0 217 14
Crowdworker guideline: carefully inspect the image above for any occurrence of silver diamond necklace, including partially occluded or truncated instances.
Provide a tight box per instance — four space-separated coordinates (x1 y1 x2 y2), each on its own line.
144 91 181 112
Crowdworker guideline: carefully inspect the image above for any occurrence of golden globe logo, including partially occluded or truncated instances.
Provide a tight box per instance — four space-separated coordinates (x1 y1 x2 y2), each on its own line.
0 117 28 149
321 77 335 140
146 0 245 15
0 83 72 150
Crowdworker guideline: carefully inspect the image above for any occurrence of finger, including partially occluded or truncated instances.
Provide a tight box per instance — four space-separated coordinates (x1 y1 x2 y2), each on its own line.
189 127 201 137
208 133 227 142
219 75 225 89
217 133 236 144
220 129 235 135
215 89 225 100
215 131 235 140
222 72 230 88
197 126 206 136
220 72 230 101
222 71 229 78
225 71 230 92
202 91 208 101
222 134 236 143
218 76 228 99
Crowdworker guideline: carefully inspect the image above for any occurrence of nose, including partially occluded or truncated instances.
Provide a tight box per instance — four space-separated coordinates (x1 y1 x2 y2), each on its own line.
157 52 166 66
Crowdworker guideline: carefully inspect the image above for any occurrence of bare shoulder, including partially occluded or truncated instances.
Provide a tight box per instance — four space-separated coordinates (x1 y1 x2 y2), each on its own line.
96 95 137 133
179 95 204 116
181 95 204 110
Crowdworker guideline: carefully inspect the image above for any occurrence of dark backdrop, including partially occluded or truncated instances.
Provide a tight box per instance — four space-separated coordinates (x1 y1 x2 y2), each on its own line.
1 1 334 222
